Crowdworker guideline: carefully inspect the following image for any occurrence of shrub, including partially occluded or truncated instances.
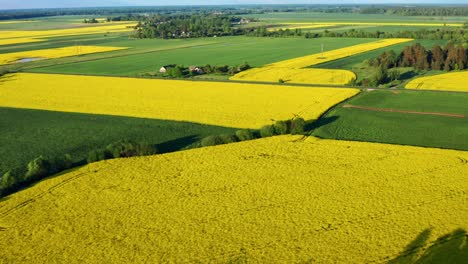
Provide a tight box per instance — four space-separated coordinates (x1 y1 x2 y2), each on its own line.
219 134 238 144
278 78 285 83
50 154 74 173
0 170 16 191
87 149 112 163
136 143 158 156
290 117 306 135
200 135 224 147
235 129 255 141
25 156 50 181
273 120 290 135
259 125 276 138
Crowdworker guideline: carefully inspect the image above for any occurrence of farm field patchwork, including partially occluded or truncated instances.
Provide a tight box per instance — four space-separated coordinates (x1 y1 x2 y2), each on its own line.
231 38 412 85
29 37 372 76
0 135 467 263
0 73 359 129
312 90 468 150
268 21 463 31
0 46 128 65
0 23 136 46
406 71 468 92
0 37 45 46
0 107 237 176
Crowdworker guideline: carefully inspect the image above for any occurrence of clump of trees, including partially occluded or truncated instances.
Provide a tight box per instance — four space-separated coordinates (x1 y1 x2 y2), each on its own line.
0 140 157 198
161 63 250 78
199 117 307 148
370 43 468 71
134 14 255 39
0 154 73 197
87 140 157 163
360 43 467 87
83 18 99 23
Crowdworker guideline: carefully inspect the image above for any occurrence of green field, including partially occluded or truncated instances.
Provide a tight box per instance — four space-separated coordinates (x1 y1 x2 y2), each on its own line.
312 90 468 151
28 37 374 76
0 107 236 175
250 12 468 23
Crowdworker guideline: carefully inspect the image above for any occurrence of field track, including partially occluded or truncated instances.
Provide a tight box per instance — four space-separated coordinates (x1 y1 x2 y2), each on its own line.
342 104 467 118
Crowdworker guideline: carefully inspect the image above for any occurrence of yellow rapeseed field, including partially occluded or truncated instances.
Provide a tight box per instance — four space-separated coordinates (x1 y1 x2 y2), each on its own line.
0 135 466 263
0 23 136 40
267 23 337 31
0 23 136 45
0 37 45 46
231 38 412 85
0 46 129 65
0 20 35 24
0 73 358 129
276 22 463 29
406 71 468 92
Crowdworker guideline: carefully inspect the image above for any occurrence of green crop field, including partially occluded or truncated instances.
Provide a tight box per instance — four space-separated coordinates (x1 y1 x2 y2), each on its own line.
312 39 446 71
250 12 468 23
28 37 374 76
311 39 448 82
0 107 236 175
312 90 468 151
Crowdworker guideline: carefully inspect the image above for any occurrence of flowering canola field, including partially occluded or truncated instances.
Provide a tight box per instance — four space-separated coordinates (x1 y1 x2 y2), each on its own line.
231 38 412 85
271 22 464 31
0 135 466 263
406 71 468 92
0 73 358 129
0 23 136 46
0 46 129 65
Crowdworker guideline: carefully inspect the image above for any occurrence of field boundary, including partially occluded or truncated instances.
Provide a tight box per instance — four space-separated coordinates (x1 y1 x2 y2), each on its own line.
342 104 467 118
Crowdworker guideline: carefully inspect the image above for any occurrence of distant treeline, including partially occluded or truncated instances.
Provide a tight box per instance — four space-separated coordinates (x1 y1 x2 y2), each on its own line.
359 6 468 16
134 14 255 39
371 43 467 71
249 27 468 46
2 5 468 21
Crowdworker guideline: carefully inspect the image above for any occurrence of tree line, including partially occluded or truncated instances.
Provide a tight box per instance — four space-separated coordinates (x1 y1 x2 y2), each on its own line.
133 14 255 39
359 6 468 16
247 27 468 46
371 43 467 71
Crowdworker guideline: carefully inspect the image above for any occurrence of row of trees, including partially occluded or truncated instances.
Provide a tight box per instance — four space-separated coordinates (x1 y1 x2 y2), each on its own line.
0 140 157 197
248 27 468 45
162 63 251 78
371 43 468 71
359 6 468 16
133 14 255 39
0 115 306 198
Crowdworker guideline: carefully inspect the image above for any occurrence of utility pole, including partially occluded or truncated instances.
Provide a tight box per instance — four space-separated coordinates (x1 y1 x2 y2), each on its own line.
321 43 324 59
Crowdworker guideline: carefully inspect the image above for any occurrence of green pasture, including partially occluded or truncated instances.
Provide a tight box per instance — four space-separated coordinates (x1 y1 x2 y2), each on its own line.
312 90 468 151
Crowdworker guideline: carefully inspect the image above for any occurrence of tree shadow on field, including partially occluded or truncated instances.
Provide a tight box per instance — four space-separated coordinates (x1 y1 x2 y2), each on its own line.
304 116 339 132
156 135 200 154
388 228 468 264
399 70 418 81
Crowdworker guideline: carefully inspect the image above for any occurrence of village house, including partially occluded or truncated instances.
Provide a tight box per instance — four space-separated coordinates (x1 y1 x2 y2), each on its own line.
159 64 175 73
188 66 204 74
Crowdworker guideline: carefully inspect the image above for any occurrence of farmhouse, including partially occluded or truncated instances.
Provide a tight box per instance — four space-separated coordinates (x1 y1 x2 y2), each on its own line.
188 65 204 74
159 64 175 73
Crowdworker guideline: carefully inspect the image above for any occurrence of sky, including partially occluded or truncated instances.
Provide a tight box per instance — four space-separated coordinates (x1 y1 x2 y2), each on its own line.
1 0 467 10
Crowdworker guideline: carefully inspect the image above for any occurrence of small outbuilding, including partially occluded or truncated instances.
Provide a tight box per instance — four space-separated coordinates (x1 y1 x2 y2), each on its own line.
188 66 204 74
